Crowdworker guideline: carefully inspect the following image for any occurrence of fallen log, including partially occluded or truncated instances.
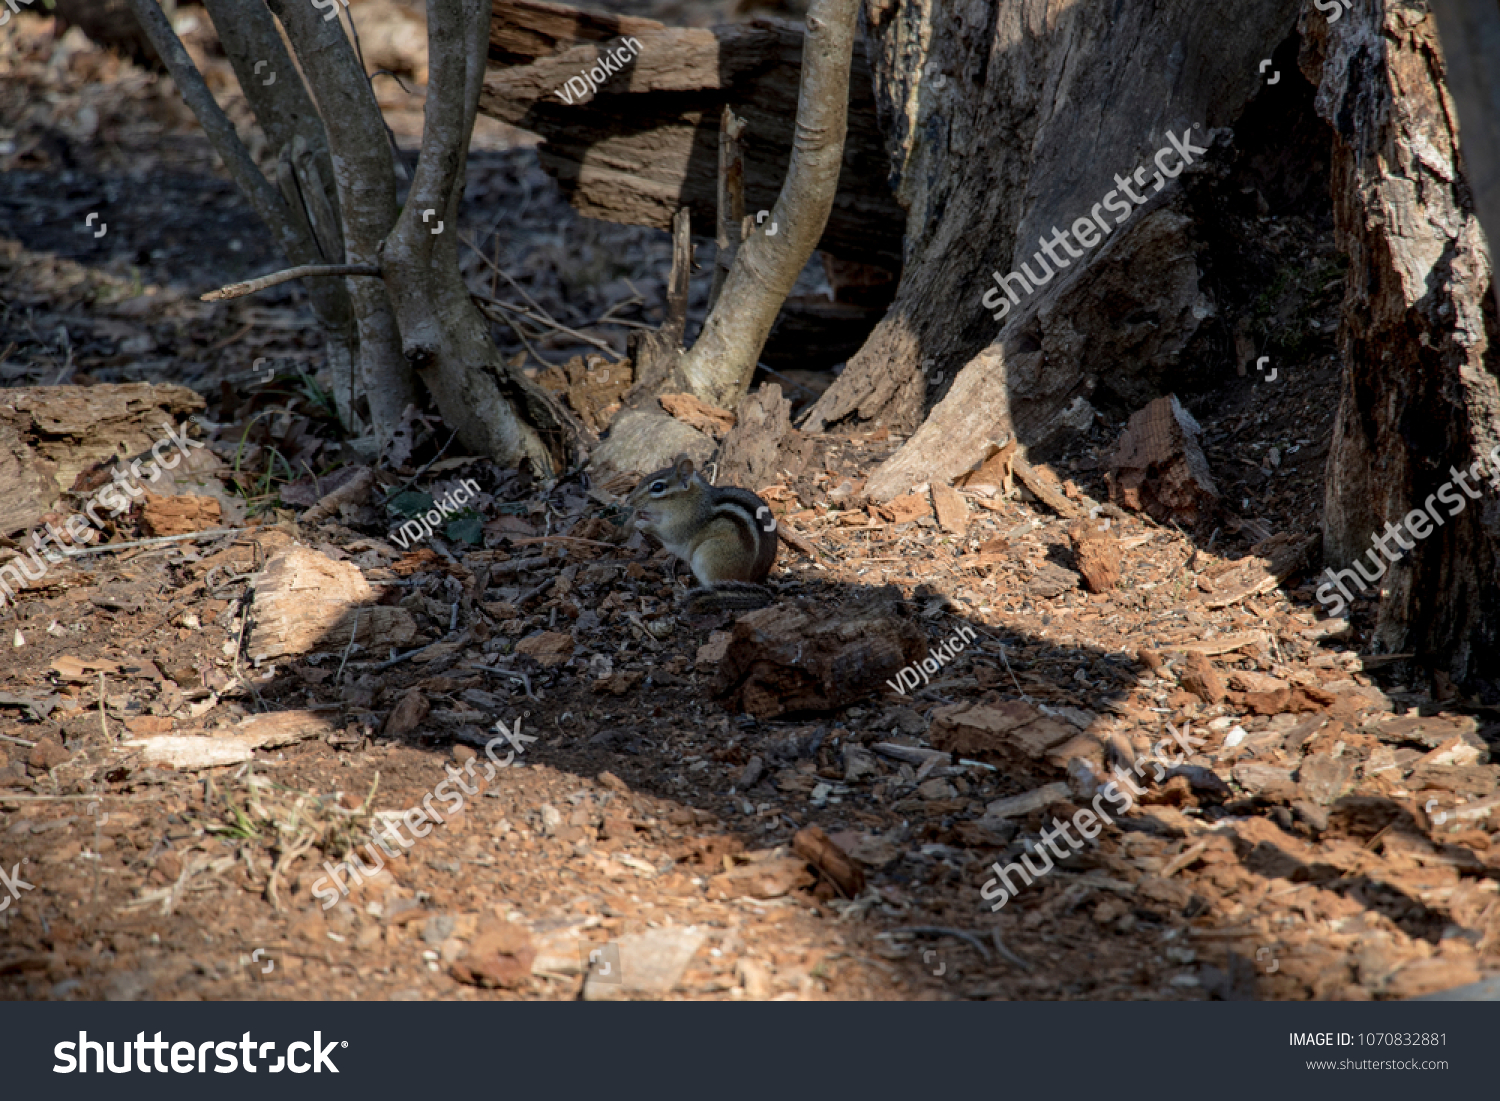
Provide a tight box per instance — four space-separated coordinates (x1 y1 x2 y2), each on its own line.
480 0 904 270
0 383 205 539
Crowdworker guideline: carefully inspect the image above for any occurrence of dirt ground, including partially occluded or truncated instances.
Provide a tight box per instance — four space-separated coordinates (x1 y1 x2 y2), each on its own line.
1 6 1498 1003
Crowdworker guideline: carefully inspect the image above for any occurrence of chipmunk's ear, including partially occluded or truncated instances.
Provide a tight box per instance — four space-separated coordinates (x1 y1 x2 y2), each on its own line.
673 454 695 482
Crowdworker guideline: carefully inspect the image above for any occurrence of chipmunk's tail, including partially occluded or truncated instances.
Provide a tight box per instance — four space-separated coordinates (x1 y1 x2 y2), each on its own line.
684 582 773 614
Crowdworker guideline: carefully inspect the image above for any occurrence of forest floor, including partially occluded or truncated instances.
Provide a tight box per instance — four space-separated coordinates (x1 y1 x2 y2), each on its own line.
1 5 1498 1003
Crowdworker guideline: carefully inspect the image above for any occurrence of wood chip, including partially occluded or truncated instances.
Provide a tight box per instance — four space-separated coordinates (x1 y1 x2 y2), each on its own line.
931 482 970 535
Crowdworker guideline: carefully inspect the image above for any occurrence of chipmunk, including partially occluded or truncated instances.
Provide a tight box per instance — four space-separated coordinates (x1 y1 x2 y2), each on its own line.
625 453 777 612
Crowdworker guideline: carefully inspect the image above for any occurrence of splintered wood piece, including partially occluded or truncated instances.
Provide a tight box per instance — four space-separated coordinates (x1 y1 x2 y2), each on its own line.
792 825 865 897
1199 534 1318 609
928 700 1074 761
658 393 735 438
1012 456 1080 518
122 710 336 770
1109 395 1219 526
1177 650 1226 703
715 383 814 493
249 546 417 661
1067 518 1119 593
931 482 969 535
712 587 925 717
955 438 1017 494
140 492 222 537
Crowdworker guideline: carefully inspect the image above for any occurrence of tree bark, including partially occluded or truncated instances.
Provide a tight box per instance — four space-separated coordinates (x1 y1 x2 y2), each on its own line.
807 0 1301 501
380 0 573 476
1303 1 1500 692
677 0 858 409
265 0 418 450
479 0 903 269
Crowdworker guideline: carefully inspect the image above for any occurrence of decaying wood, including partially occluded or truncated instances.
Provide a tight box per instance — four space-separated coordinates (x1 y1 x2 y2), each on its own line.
928 701 1076 763
487 0 661 67
0 383 205 539
1302 2 1500 690
626 208 692 400
139 494 223 538
792 824 864 897
955 439 1017 495
1068 519 1120 594
712 587 925 717
710 106 747 311
1012 456 1081 520
249 546 417 662
822 0 1300 499
122 710 337 771
714 384 813 493
480 0 904 269
1429 0 1500 316
1108 395 1219 528
658 393 735 440
931 483 969 536
1198 534 1318 610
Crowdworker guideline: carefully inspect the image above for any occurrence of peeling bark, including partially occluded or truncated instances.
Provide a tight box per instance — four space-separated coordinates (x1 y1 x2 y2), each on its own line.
1303 1 1500 690
813 0 1300 503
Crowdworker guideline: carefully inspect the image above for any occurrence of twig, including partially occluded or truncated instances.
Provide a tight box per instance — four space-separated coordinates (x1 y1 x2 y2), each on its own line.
516 574 556 606
990 926 1034 972
202 264 381 303
60 528 244 558
0 733 37 748
460 233 562 325
335 607 363 687
98 670 111 743
899 926 993 961
474 294 622 361
204 320 255 354
380 429 462 505
509 535 618 549
464 664 537 701
371 634 452 672
478 300 547 370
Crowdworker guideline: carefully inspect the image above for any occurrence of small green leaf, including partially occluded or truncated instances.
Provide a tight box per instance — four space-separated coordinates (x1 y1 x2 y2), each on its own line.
446 516 484 545
389 491 435 518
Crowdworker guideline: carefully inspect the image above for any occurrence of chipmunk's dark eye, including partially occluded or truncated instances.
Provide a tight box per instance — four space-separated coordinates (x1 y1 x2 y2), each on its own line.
650 480 665 493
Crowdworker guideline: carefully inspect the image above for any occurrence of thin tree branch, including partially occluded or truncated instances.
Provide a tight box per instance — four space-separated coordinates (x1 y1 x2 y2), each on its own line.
459 232 563 327
710 106 747 311
202 264 381 302
678 0 859 408
470 294 622 360
123 0 305 263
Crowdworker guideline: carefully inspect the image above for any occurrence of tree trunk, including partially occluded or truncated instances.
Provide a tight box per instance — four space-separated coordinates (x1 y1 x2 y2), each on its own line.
806 0 1302 499
1303 1 1500 693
